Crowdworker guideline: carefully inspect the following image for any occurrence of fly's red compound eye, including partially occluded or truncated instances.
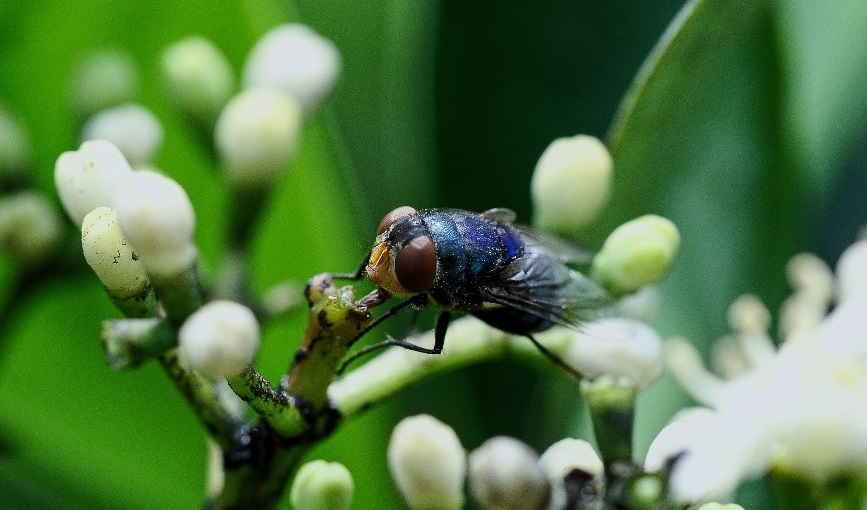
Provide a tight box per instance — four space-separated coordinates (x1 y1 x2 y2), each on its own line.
394 235 436 293
376 206 417 235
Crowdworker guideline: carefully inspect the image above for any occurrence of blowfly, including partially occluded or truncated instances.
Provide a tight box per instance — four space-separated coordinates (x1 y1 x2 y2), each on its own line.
336 206 612 376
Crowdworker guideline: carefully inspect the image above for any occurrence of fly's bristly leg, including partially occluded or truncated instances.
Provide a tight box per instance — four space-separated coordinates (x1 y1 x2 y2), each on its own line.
432 311 451 353
524 333 584 381
329 253 370 281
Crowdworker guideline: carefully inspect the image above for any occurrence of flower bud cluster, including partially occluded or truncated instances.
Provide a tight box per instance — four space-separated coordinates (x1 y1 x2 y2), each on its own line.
387 415 607 510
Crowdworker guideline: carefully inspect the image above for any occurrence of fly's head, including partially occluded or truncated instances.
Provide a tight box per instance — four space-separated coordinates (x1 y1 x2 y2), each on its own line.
366 206 437 297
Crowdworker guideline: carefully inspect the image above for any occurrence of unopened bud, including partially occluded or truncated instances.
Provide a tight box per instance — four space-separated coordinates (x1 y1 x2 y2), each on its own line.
112 170 196 279
290 460 354 510
644 408 716 472
243 23 341 114
696 504 745 510
0 191 62 267
82 103 163 166
567 318 662 390
388 414 466 510
70 50 139 120
532 135 612 236
162 36 235 129
81 207 154 316
54 139 133 226
468 436 550 510
538 438 604 510
0 107 31 188
215 88 302 190
592 215 679 296
178 300 260 378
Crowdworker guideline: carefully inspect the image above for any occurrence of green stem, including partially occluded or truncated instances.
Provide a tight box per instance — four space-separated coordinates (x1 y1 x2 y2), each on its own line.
158 349 241 449
226 366 307 437
328 318 576 417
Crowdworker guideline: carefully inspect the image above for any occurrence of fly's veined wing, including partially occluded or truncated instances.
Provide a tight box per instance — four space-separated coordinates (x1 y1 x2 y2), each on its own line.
480 245 612 328
513 224 594 266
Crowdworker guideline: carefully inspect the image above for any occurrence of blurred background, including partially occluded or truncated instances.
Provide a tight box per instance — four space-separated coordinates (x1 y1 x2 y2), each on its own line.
1 0 866 508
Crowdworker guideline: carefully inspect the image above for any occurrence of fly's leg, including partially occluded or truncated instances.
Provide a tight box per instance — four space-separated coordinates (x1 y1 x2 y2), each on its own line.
524 333 584 381
329 254 370 281
337 310 449 373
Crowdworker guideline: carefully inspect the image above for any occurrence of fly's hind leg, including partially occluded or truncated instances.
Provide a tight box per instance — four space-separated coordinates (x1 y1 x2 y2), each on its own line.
524 333 584 381
337 311 450 373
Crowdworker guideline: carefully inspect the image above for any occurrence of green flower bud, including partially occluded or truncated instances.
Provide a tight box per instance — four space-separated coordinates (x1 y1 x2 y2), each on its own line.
0 106 31 189
161 36 235 130
468 436 550 510
388 414 466 510
82 103 163 167
290 460 354 510
71 50 139 120
243 24 341 115
215 88 302 190
0 191 62 267
178 300 260 378
592 215 679 297
531 135 612 236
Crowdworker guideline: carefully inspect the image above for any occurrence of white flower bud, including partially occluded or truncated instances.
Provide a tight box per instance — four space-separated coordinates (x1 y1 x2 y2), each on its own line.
242 23 341 114
592 215 680 296
162 36 235 128
0 191 62 267
82 103 163 166
696 504 745 510
178 300 260 378
215 88 302 189
836 240 867 302
112 169 197 278
54 139 133 226
290 460 354 510
81 207 150 299
538 438 603 510
388 414 466 510
567 318 662 389
71 50 139 119
468 436 549 510
0 107 30 185
532 135 612 236
644 408 716 472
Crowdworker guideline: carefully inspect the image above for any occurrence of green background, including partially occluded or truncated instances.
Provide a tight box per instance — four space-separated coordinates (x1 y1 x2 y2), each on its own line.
2 0 867 508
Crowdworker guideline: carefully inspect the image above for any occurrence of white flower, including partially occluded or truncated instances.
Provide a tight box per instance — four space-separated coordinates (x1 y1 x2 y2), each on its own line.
836 240 867 303
531 135 612 236
388 414 466 510
82 103 163 166
178 300 260 378
644 408 716 473
566 318 662 389
54 139 133 226
112 169 197 278
665 247 867 502
538 438 603 510
215 87 302 189
467 436 549 510
242 23 341 114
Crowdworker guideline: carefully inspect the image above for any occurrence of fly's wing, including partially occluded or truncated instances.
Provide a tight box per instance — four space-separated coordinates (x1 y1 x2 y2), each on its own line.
480 243 612 328
513 224 594 266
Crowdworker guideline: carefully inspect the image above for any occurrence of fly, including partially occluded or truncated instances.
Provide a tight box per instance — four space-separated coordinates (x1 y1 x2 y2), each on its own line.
335 206 612 377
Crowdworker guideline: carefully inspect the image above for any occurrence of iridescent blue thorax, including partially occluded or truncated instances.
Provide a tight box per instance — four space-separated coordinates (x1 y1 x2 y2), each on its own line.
415 209 524 308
